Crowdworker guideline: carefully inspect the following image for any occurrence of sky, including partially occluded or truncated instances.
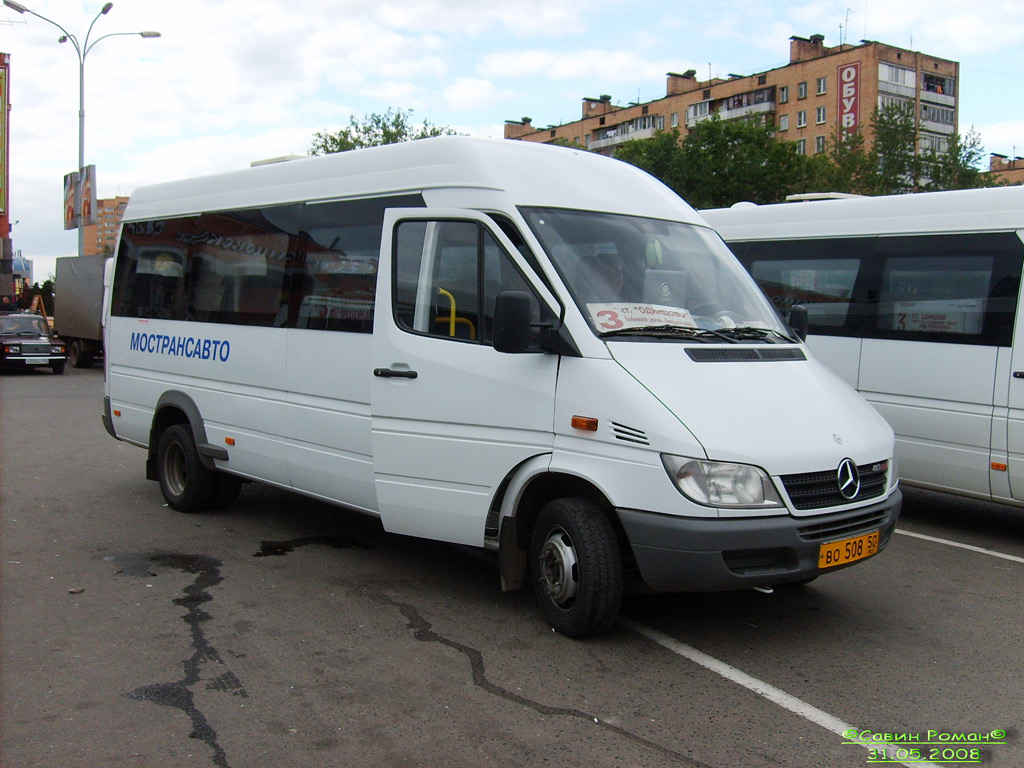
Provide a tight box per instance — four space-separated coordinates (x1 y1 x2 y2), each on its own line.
2 0 1023 283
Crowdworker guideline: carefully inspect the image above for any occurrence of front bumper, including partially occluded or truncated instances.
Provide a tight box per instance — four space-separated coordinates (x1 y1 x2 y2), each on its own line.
2 354 66 368
618 490 902 592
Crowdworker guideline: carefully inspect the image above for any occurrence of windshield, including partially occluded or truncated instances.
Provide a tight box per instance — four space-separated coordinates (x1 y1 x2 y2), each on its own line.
0 315 50 336
522 208 793 342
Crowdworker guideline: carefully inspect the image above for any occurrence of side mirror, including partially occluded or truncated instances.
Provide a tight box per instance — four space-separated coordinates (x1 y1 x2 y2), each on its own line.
789 304 809 342
493 291 533 354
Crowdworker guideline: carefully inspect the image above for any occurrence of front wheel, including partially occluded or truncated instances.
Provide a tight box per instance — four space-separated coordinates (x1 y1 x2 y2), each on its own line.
51 361 66 375
530 498 623 637
157 424 216 512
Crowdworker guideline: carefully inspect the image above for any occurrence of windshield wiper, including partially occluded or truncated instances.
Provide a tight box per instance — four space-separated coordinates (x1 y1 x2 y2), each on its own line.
712 326 799 344
599 325 739 343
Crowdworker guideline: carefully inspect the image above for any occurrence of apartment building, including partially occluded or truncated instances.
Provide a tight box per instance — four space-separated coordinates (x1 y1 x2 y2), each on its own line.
987 155 1024 185
82 196 128 256
505 34 958 160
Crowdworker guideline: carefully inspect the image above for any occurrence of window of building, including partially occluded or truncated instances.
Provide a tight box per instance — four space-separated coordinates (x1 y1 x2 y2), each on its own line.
797 110 807 128
758 74 767 85
920 134 950 155
879 62 914 86
796 138 806 155
923 73 953 95
779 85 789 103
815 135 826 154
921 104 955 126
797 81 808 99
816 106 826 124
816 76 827 95
879 95 912 113
670 112 679 128
779 114 789 131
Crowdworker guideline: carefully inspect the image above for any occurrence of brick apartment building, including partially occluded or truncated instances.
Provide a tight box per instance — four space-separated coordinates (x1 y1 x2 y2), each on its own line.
987 155 1024 185
505 34 959 161
82 195 128 256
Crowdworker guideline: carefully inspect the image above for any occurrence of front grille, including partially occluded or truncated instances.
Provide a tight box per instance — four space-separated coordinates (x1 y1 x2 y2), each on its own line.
781 460 889 511
796 509 890 542
21 343 51 355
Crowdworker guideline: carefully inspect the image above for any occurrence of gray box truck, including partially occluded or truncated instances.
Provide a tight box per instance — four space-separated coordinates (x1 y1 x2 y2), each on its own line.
54 254 106 368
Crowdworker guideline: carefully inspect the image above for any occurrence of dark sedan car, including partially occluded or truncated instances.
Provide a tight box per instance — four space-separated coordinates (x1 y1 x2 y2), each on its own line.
0 312 67 374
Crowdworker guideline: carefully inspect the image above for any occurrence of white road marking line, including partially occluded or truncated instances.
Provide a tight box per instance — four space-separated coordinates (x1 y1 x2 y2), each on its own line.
620 618 939 768
896 529 1024 564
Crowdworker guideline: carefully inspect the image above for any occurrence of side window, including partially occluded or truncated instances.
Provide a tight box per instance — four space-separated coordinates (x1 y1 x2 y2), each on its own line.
293 194 425 333
113 206 296 327
878 256 990 336
729 238 867 335
188 210 292 327
749 258 860 327
111 195 427 331
393 219 545 347
872 233 1022 346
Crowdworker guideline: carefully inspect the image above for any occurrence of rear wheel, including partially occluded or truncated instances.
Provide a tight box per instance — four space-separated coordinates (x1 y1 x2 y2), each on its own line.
530 498 623 637
68 340 95 369
157 424 215 512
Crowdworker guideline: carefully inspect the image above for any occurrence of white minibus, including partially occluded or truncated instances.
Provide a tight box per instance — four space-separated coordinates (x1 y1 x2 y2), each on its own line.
703 186 1024 508
103 136 900 636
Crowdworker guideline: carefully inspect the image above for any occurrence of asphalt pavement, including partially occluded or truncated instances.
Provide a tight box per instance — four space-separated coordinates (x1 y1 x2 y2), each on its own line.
2 366 1022 768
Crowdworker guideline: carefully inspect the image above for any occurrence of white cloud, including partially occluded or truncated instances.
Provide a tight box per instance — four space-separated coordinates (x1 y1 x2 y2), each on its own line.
442 77 515 112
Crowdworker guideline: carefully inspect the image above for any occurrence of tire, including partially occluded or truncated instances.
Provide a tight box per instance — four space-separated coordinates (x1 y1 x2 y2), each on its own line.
157 424 216 512
51 361 66 375
530 498 623 637
69 341 95 368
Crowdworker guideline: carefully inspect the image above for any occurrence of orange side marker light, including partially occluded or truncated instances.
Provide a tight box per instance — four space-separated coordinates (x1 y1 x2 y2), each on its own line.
571 416 599 432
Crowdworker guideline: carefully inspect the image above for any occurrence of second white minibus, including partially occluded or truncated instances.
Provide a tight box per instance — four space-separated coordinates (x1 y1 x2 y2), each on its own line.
104 137 901 636
704 186 1024 508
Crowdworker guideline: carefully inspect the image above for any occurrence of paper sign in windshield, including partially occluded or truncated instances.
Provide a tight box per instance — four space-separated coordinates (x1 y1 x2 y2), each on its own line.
588 303 698 332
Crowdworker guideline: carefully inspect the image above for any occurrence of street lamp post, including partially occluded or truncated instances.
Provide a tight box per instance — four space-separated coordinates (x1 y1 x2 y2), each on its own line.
3 0 159 257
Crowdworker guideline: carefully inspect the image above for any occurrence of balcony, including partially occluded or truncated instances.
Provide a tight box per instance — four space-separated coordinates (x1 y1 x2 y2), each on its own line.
686 100 774 129
589 125 657 151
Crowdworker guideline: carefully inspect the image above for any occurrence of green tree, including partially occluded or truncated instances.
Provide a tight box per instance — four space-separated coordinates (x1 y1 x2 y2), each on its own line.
802 127 876 196
920 127 1001 191
868 101 921 194
310 108 458 155
616 117 807 208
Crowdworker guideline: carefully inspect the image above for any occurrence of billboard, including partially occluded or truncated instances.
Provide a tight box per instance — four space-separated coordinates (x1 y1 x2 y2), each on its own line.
63 165 97 230
838 62 861 134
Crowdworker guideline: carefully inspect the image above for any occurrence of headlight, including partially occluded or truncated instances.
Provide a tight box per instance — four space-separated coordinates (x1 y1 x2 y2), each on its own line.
4 344 20 354
662 455 784 508
52 345 66 354
888 456 899 490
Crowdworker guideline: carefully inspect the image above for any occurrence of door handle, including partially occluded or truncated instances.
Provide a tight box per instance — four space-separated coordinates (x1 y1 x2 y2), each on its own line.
374 367 418 379
1014 372 1024 379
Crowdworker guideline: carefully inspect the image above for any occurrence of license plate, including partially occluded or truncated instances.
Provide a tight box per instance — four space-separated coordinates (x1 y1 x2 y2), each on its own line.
25 358 47 365
818 530 879 569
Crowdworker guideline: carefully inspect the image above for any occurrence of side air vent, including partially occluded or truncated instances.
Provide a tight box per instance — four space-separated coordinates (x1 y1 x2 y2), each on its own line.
611 422 649 445
686 348 806 362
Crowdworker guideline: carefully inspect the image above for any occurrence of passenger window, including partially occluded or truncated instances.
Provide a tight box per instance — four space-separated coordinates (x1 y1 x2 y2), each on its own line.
393 220 545 347
292 195 425 333
877 256 992 336
749 259 860 327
